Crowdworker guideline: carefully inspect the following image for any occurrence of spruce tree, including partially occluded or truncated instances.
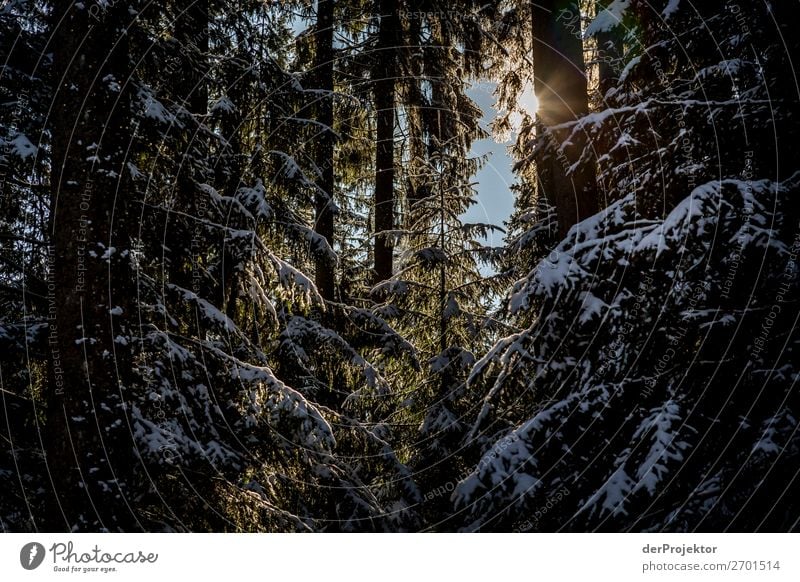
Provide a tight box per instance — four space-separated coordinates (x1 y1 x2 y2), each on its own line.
456 0 800 532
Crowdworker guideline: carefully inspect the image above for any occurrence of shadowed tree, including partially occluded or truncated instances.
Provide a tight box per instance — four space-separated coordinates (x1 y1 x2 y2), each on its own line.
531 0 597 235
313 0 337 300
372 0 400 285
46 0 140 531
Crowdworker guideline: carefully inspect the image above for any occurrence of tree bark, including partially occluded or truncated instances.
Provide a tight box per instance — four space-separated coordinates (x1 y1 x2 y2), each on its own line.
595 0 624 99
170 0 210 294
47 2 139 531
532 0 598 236
373 0 398 285
314 0 336 301
176 0 209 116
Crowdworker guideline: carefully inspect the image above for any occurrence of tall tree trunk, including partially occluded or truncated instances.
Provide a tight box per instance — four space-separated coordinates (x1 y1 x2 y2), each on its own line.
170 0 209 294
404 10 426 214
595 0 624 100
532 0 597 236
373 0 398 285
46 2 138 531
313 0 336 301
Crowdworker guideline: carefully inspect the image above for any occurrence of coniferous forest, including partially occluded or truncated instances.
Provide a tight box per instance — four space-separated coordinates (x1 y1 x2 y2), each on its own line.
1 0 799 532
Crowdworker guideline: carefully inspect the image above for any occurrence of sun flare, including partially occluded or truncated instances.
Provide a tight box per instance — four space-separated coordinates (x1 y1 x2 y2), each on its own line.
519 84 540 115
509 83 540 133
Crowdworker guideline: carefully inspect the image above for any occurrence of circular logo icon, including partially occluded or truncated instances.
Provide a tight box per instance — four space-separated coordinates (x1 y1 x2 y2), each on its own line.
20 542 46 570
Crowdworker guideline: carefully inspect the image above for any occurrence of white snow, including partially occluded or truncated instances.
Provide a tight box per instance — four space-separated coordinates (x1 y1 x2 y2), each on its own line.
141 93 179 125
174 286 236 332
636 182 718 256
210 96 236 114
237 180 272 219
585 0 630 37
579 291 608 324
578 466 634 517
662 0 680 19
632 401 690 495
8 134 37 159
610 131 641 152
619 56 641 83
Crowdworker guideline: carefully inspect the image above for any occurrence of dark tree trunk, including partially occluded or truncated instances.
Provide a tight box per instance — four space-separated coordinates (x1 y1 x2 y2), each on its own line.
373 0 398 285
313 0 336 301
175 0 209 116
169 0 210 294
46 2 139 531
595 0 624 99
404 11 426 214
532 0 598 236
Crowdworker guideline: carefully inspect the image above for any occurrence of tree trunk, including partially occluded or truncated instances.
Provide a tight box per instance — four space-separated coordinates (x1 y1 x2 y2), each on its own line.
47 2 138 531
314 0 336 301
176 0 209 116
373 0 398 285
595 0 624 100
170 0 210 294
532 0 597 236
